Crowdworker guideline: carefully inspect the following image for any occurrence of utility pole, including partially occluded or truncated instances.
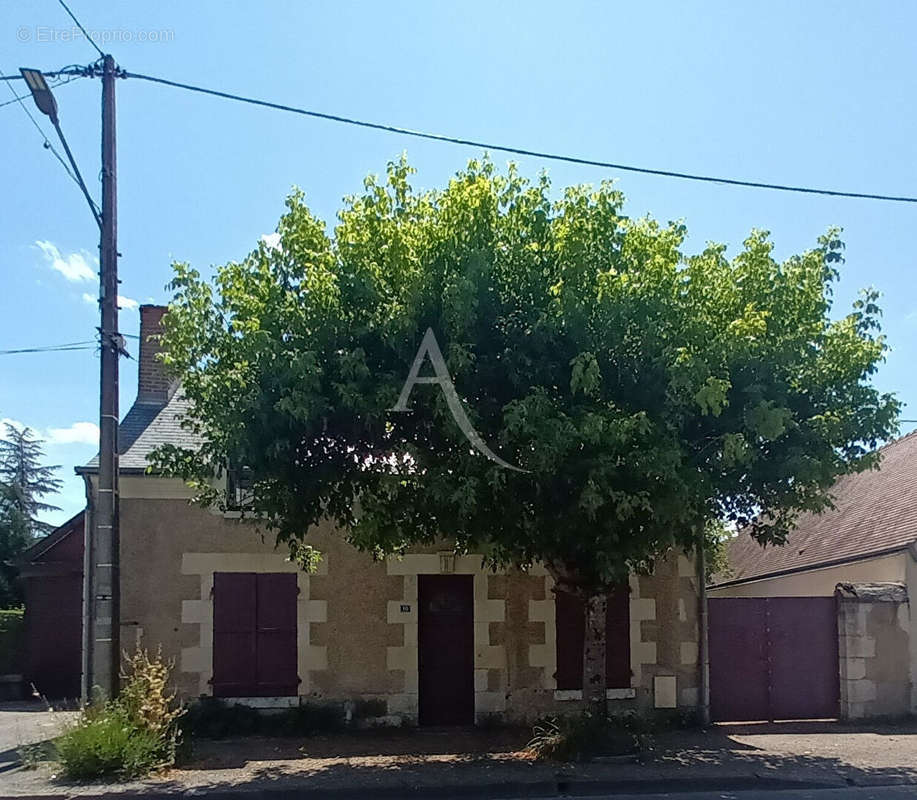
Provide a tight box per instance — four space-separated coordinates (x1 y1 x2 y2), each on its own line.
19 59 122 699
89 53 121 699
697 526 711 726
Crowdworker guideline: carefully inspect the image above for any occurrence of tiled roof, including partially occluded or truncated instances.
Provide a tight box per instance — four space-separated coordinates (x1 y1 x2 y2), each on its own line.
80 392 200 473
714 430 917 586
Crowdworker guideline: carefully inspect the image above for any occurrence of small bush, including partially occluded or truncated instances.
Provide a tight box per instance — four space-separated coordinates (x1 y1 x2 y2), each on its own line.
274 702 345 736
57 706 164 780
352 697 387 720
183 697 345 739
526 710 653 762
56 647 183 781
183 698 260 739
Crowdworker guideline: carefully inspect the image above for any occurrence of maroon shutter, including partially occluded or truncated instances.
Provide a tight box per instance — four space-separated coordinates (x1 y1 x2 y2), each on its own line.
255 573 299 696
554 585 631 691
212 572 257 697
605 584 631 689
554 590 585 690
212 572 298 697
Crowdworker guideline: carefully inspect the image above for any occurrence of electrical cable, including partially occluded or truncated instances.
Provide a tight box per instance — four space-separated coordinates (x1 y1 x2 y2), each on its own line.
0 341 96 356
0 66 80 185
124 70 917 205
0 73 83 109
55 0 105 59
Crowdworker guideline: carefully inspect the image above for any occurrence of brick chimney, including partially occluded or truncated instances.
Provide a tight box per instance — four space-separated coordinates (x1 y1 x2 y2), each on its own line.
137 305 177 404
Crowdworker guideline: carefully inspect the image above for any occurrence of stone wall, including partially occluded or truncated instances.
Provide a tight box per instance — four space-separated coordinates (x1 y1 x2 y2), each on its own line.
836 582 911 719
118 487 700 723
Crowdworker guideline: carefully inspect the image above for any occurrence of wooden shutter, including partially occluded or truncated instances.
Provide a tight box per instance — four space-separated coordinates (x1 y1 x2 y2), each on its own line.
212 572 257 697
255 573 299 696
554 590 585 690
212 572 298 697
605 584 631 689
554 585 632 691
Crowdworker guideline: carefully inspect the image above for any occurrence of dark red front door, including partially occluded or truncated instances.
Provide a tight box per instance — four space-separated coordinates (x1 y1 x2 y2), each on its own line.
418 574 474 725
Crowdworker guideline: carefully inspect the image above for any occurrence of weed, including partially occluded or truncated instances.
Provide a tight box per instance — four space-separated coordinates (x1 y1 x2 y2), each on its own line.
55 646 184 781
526 710 653 762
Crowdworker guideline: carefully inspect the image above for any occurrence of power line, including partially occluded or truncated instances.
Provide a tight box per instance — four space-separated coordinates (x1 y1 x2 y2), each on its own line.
0 73 83 109
0 341 96 356
0 67 94 82
56 0 105 59
0 65 102 223
0 66 80 185
124 70 917 205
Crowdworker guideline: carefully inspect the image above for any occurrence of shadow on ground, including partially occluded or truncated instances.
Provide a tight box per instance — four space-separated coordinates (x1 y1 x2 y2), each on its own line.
8 719 917 797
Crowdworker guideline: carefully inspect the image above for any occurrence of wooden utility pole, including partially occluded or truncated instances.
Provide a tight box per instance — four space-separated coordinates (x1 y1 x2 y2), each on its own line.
89 53 121 698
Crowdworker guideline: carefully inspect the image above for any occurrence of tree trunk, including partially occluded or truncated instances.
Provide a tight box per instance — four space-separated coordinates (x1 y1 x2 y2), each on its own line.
582 593 607 715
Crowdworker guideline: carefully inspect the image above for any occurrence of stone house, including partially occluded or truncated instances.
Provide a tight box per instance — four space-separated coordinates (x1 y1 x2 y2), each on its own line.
75 305 702 724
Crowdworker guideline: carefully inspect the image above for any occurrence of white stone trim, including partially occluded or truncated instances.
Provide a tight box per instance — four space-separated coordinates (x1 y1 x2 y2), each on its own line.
554 688 636 701
228 696 300 708
629 574 657 686
180 552 327 697
528 575 557 690
384 554 506 721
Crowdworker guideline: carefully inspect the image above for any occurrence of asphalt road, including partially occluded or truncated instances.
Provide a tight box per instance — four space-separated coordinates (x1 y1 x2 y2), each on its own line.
544 788 917 800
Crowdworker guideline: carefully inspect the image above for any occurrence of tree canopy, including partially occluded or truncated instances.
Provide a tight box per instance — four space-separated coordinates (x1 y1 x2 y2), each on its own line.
153 157 898 593
0 423 62 606
0 422 62 538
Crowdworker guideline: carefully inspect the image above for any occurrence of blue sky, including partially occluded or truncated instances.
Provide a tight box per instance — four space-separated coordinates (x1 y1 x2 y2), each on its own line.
2 1 915 526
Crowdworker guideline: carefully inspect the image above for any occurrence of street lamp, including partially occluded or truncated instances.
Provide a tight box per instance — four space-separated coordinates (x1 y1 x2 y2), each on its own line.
20 68 59 124
20 56 123 699
19 67 100 229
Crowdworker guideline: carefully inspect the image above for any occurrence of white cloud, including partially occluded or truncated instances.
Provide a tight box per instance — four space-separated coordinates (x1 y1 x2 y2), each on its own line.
2 418 99 446
45 421 100 446
261 232 281 251
35 240 97 283
82 292 138 311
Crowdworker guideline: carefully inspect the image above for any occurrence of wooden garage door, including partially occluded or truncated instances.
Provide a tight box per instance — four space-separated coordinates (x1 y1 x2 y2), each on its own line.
709 597 839 721
212 572 299 697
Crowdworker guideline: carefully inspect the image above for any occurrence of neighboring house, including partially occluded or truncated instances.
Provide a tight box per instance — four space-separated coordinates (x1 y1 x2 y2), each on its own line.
710 430 917 599
708 433 917 720
19 511 84 699
71 305 701 724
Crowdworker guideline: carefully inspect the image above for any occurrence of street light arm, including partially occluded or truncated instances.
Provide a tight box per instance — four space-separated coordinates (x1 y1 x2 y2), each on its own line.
50 118 102 229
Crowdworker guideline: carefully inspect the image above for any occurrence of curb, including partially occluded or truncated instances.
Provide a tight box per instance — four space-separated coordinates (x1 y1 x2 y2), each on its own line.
4 773 853 800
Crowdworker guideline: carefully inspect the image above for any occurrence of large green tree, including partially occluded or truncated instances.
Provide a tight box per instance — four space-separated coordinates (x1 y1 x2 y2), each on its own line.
0 423 62 606
153 158 898 706
0 483 30 607
0 422 62 537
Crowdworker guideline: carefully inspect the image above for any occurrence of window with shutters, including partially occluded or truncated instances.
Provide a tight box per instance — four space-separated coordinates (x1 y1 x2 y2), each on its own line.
211 572 299 697
225 464 255 510
554 584 631 690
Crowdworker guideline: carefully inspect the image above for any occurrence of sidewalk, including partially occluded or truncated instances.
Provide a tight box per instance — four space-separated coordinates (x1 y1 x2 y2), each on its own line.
2 720 917 798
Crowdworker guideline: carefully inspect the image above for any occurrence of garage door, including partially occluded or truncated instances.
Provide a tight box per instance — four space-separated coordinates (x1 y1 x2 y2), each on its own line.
709 597 839 721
